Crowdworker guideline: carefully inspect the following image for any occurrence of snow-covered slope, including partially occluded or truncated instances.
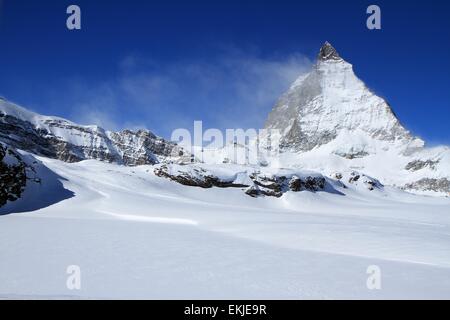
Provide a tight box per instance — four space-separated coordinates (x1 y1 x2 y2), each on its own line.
264 42 450 195
1 157 450 299
0 97 189 166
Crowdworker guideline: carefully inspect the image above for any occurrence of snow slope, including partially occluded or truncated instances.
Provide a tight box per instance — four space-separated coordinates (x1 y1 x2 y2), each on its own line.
1 158 450 299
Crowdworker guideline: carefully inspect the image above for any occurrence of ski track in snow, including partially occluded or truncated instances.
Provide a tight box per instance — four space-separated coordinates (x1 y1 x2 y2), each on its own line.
100 210 199 226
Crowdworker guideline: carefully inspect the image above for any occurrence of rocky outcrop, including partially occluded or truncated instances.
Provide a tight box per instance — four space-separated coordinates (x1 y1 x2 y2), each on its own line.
244 174 326 198
333 150 370 160
290 175 326 191
0 143 75 212
0 143 27 207
331 171 382 191
404 178 450 194
154 164 248 188
155 164 327 197
405 160 439 171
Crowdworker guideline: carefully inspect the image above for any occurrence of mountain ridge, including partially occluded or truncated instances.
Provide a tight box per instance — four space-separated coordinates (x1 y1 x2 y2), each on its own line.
0 98 189 166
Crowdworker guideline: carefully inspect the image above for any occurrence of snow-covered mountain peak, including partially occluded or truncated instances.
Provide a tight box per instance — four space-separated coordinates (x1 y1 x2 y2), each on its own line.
265 42 422 154
262 43 450 195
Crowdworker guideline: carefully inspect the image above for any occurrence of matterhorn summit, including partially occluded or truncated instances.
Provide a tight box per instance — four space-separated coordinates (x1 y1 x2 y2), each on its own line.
265 41 423 155
264 42 449 195
317 41 343 61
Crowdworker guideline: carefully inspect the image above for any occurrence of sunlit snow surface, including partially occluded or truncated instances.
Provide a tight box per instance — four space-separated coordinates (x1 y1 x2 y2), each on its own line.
1 158 450 299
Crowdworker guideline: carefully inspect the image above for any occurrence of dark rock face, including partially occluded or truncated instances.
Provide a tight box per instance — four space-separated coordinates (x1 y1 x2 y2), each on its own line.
334 150 370 159
0 144 27 207
329 171 382 191
0 112 188 166
109 130 182 166
347 171 382 191
154 165 248 189
245 185 283 198
404 178 450 194
348 172 360 184
0 114 82 162
317 42 342 61
303 176 326 190
155 164 327 198
405 160 439 171
250 174 285 197
244 174 325 198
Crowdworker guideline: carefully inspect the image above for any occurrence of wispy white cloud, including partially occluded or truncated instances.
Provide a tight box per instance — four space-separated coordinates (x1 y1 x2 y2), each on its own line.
60 46 312 137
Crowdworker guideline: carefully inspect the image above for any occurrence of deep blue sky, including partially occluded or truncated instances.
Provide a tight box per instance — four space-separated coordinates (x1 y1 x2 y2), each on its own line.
0 0 449 144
